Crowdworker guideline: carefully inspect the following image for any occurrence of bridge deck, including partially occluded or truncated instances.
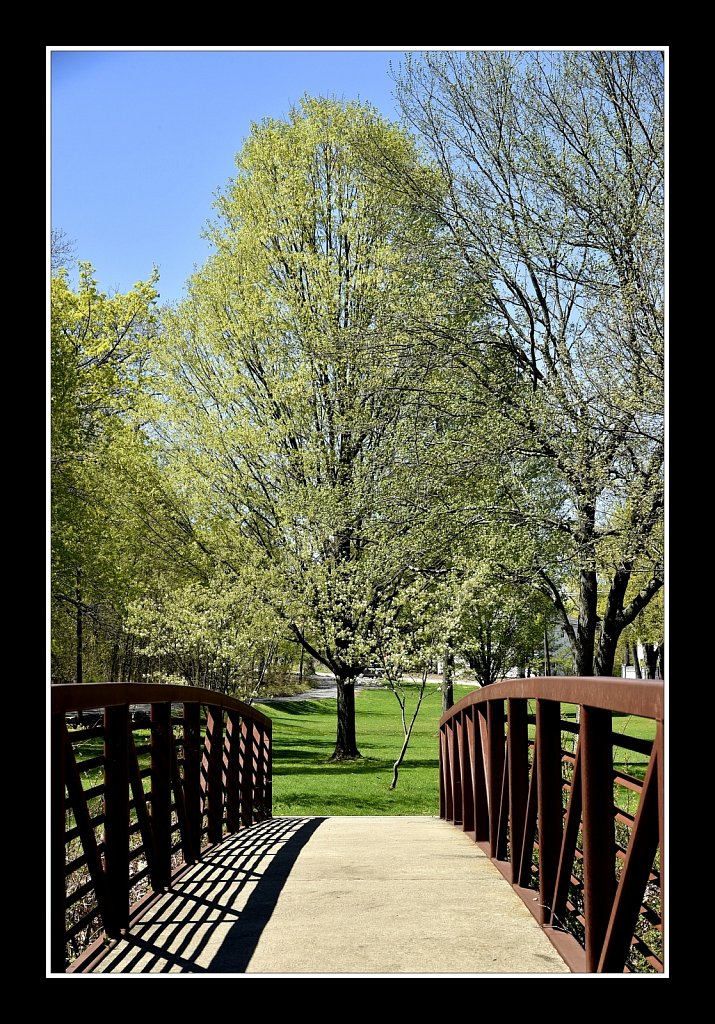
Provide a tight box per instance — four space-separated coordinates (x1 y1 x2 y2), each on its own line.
88 816 570 975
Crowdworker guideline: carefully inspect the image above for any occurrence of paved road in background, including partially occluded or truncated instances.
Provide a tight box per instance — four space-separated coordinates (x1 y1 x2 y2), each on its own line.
260 677 377 703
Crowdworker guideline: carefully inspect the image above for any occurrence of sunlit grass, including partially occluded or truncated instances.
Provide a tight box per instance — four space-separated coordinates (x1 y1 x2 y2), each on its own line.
256 684 461 815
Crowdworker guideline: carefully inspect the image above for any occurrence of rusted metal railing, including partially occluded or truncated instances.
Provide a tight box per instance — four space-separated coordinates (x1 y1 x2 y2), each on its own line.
438 677 664 973
51 682 272 973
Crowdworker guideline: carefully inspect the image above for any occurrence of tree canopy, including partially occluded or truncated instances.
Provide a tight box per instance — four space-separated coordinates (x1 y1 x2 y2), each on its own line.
145 97 455 756
51 264 159 683
388 50 664 674
51 55 665 766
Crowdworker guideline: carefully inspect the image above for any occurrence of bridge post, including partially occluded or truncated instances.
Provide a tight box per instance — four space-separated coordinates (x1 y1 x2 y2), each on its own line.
536 699 562 924
507 699 529 885
580 705 616 971
150 702 172 889
182 703 201 861
451 713 462 825
225 710 242 832
51 715 68 973
460 709 475 833
474 707 489 841
486 702 505 858
103 704 130 935
240 717 254 826
259 723 272 820
205 707 224 844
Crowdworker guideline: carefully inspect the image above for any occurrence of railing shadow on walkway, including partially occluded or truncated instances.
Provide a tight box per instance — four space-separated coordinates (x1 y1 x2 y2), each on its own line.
89 817 326 974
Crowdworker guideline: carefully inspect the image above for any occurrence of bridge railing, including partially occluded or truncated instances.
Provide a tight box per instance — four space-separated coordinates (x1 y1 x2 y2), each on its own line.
438 677 664 973
51 682 272 973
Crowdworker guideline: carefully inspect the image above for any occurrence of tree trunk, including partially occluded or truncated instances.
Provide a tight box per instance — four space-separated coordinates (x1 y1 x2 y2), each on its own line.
390 727 410 790
110 640 121 681
331 678 361 760
76 581 83 686
576 567 598 675
596 560 663 677
643 644 659 679
594 624 619 676
442 644 454 713
543 628 552 676
657 642 664 679
632 642 642 678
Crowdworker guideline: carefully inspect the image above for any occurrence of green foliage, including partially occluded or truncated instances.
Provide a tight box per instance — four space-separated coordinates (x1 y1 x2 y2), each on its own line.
148 97 454 697
126 569 295 697
391 52 665 674
51 265 159 681
456 577 546 686
51 69 665 698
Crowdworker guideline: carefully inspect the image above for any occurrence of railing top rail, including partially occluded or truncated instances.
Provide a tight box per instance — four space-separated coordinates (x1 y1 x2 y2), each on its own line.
50 681 272 726
439 676 663 727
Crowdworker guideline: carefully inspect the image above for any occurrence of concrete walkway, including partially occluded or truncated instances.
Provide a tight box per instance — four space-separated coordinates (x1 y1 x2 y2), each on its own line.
91 817 569 975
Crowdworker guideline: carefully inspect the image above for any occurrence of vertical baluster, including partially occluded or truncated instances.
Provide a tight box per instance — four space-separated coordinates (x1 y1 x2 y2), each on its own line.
440 725 453 821
474 706 489 842
536 698 562 924
461 708 475 834
580 705 616 971
103 704 130 936
51 715 68 973
182 703 201 860
252 721 263 820
225 710 242 833
487 701 505 859
508 698 529 884
150 702 172 889
239 717 253 826
438 724 446 820
495 747 510 861
263 723 273 820
251 720 263 821
205 706 224 844
452 713 462 825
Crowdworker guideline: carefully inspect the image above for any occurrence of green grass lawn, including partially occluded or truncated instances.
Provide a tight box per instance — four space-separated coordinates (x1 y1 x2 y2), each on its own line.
255 684 460 816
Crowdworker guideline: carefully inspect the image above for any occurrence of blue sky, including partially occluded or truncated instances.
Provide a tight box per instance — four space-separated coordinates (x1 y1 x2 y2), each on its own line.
50 48 407 304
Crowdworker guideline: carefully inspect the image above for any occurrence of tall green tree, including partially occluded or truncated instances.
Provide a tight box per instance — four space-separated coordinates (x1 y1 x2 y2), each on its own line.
388 50 664 675
51 264 159 682
150 97 449 757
